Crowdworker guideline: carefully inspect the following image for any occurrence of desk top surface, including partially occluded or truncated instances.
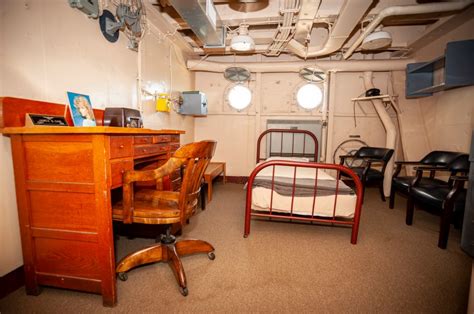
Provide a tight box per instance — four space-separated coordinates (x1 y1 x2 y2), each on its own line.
1 126 185 135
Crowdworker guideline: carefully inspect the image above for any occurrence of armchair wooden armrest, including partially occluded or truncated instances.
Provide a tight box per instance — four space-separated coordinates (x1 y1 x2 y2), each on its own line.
122 158 185 223
449 175 469 182
393 161 427 177
413 165 449 171
339 154 354 165
410 166 449 187
395 161 424 165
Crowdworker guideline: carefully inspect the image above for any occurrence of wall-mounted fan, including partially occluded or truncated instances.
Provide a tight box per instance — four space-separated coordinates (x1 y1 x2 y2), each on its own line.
224 67 251 82
99 0 147 50
299 67 325 83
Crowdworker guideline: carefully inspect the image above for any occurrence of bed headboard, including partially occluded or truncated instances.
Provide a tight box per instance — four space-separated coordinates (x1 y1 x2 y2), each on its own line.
256 128 319 163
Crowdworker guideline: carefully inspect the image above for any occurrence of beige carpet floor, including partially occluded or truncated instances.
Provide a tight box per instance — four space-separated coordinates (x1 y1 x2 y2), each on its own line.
0 183 472 313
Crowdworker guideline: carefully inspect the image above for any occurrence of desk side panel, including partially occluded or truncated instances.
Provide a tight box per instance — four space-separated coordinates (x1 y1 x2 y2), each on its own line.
12 134 115 303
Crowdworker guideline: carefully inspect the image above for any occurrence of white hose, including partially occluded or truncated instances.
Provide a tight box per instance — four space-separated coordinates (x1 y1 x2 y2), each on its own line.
363 72 396 197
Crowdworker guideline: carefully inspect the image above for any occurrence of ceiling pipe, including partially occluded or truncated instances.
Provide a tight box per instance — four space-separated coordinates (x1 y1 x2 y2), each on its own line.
286 0 373 58
343 0 474 59
187 59 414 73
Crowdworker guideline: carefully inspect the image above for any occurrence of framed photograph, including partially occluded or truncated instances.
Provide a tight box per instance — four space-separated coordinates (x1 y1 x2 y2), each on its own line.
67 91 97 126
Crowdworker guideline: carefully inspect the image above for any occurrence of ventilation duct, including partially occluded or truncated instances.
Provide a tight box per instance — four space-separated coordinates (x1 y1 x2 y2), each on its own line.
168 0 225 47
187 59 414 73
343 0 474 59
286 0 373 58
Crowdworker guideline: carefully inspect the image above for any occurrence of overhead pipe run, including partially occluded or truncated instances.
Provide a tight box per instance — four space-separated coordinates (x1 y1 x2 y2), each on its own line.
286 0 373 58
343 0 474 59
187 59 414 73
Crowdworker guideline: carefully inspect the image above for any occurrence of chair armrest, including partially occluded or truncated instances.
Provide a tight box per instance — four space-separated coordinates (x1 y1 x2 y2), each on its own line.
339 154 356 159
450 175 469 182
121 158 184 224
411 166 449 187
395 161 423 165
363 158 384 163
123 158 183 184
414 165 449 172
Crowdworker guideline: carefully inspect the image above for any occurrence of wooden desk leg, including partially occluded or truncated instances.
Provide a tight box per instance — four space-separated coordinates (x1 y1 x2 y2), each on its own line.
207 179 212 202
223 164 226 184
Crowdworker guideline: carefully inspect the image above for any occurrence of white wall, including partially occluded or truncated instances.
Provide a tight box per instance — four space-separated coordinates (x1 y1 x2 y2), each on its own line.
194 61 404 176
0 0 194 276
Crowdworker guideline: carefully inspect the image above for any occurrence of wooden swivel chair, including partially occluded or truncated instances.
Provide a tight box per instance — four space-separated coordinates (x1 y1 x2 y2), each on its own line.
112 140 217 296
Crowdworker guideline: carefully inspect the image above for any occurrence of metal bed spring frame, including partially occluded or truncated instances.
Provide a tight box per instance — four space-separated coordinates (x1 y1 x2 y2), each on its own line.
245 129 363 244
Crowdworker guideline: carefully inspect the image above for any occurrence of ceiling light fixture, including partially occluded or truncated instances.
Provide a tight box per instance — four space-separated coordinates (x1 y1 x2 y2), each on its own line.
231 24 255 52
361 30 392 50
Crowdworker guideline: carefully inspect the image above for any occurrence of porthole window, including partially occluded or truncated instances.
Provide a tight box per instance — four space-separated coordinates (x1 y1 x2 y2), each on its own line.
296 83 323 110
227 84 252 111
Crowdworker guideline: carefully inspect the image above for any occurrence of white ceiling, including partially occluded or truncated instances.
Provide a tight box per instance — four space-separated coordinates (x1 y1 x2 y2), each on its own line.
149 0 474 60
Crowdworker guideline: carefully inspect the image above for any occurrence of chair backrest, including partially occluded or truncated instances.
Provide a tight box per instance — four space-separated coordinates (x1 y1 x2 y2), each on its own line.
447 154 470 174
171 140 217 223
355 146 394 163
420 151 461 166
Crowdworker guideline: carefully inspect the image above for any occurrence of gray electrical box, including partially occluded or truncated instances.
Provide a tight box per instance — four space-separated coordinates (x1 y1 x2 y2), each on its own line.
180 91 208 116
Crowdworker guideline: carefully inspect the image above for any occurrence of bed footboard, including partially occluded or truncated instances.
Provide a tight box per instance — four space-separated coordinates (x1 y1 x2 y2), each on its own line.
244 160 363 244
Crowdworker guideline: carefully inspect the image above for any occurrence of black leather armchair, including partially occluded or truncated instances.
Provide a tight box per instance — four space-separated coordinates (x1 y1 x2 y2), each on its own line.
339 146 394 201
389 151 461 209
406 154 470 249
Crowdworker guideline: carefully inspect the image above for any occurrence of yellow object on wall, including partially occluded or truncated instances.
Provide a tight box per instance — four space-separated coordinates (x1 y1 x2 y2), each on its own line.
156 93 170 112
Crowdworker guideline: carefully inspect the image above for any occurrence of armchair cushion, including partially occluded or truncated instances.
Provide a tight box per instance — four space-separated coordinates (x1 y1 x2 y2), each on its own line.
392 176 447 195
410 185 466 211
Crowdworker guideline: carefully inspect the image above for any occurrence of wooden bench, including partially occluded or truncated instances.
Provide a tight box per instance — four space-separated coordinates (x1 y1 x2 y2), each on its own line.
203 162 226 203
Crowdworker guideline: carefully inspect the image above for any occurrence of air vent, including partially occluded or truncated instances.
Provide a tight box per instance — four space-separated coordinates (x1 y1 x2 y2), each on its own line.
224 67 251 82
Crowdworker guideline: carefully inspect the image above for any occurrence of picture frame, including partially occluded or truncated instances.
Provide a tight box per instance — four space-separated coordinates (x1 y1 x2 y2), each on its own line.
66 91 97 126
25 113 68 127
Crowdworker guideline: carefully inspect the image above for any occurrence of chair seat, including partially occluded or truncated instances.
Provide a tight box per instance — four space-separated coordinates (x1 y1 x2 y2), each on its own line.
410 185 467 212
392 177 448 194
351 167 383 182
113 199 181 223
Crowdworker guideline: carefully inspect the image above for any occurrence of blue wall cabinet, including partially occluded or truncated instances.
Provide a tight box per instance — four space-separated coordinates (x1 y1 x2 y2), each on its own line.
406 39 474 98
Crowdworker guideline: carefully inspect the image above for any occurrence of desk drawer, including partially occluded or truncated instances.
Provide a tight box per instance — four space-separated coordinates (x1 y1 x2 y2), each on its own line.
170 143 180 153
110 159 134 188
170 134 180 143
134 144 168 158
153 135 171 143
134 136 153 145
110 136 133 159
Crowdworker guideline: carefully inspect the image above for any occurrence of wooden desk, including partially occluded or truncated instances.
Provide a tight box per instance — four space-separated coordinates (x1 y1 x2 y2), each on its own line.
204 162 226 202
1 126 183 306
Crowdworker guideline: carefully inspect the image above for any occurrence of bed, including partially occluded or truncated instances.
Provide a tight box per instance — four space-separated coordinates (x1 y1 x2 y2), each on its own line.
244 128 363 244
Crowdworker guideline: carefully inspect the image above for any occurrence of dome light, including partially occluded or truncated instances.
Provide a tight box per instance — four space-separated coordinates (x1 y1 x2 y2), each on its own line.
231 24 255 52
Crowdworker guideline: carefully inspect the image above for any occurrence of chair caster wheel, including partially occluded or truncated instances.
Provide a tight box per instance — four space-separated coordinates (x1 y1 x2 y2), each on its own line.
208 252 215 260
117 272 128 281
180 287 189 296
